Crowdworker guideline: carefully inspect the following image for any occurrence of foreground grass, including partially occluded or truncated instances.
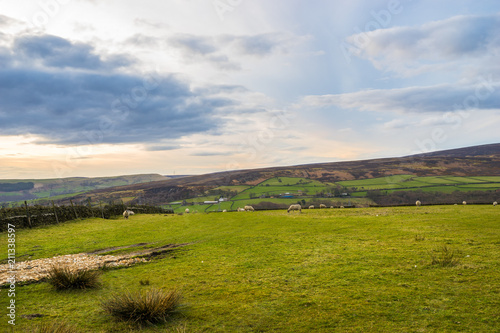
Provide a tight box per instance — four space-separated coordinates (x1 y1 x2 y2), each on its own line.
1 206 499 332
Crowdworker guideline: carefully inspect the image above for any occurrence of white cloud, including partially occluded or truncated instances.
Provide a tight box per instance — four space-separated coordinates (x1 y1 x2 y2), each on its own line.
345 13 500 77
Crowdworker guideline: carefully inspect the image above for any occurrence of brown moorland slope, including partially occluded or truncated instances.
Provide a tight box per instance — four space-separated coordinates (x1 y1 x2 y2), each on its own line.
61 143 500 204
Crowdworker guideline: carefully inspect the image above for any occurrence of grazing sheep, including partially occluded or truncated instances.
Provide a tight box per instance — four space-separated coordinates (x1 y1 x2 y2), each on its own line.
340 206 344 209
308 205 314 209
462 201 467 205
330 206 333 209
244 205 254 212
493 201 497 206
319 204 326 209
185 208 190 213
122 210 134 219
416 200 421 207
237 207 245 212
222 209 227 212
288 204 302 213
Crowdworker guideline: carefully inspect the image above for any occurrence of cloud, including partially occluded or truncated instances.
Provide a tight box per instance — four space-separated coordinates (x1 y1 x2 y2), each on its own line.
0 33 253 146
345 13 500 76
301 79 500 113
0 15 19 27
14 35 134 70
164 32 304 70
221 32 297 57
144 145 181 151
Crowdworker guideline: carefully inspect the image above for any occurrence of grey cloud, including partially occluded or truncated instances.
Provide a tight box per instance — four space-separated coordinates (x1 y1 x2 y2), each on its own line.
0 34 246 146
346 14 500 74
190 151 233 157
14 35 134 70
0 15 19 27
145 145 181 151
222 33 292 57
303 81 500 113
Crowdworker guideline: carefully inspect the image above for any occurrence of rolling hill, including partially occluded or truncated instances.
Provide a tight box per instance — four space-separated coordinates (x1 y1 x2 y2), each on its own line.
53 143 500 207
0 174 168 205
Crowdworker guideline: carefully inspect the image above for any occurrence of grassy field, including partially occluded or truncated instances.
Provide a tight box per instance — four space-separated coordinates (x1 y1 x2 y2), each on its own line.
1 205 499 332
337 175 500 194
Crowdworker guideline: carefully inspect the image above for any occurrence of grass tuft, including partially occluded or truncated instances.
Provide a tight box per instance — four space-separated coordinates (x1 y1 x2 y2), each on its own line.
46 265 102 290
430 245 460 267
29 321 79 333
414 234 425 241
101 288 182 325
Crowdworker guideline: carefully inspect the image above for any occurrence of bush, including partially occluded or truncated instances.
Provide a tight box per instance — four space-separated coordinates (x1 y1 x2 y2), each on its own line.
101 288 181 325
29 321 79 333
430 246 460 267
47 265 102 290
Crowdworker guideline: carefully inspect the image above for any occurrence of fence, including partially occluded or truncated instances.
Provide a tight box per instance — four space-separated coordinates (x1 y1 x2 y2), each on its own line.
0 201 172 232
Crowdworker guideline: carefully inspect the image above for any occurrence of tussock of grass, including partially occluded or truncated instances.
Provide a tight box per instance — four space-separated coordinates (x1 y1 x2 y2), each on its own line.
47 265 102 290
101 288 181 325
29 321 79 333
430 245 461 267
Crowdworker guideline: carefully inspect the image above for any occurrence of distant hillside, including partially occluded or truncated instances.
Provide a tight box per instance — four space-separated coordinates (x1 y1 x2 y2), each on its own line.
0 174 168 204
57 143 500 206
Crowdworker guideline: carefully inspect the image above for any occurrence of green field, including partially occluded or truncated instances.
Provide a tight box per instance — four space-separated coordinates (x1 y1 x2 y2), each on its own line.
337 175 500 194
1 206 499 332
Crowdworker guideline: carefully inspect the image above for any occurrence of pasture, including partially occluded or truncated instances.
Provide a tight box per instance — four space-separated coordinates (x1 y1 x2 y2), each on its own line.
1 205 499 332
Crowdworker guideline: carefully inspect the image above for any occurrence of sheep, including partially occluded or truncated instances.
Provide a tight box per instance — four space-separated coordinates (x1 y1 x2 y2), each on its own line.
288 204 301 213
237 207 245 212
493 201 497 206
222 209 227 212
185 208 190 213
416 200 421 207
319 204 326 209
122 210 134 219
308 205 314 209
462 201 467 205
340 206 344 209
330 206 333 209
244 205 254 212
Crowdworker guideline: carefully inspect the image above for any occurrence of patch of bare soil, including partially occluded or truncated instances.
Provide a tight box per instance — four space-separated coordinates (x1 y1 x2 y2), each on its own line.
0 243 189 286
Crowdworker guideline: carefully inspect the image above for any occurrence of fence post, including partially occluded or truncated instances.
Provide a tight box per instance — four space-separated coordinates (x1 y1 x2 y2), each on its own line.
99 201 104 219
24 201 32 228
70 200 79 219
51 201 59 224
87 198 94 218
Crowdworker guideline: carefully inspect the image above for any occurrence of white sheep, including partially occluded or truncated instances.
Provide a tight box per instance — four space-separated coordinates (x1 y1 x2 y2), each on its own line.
123 210 134 219
319 204 326 209
416 200 421 207
222 209 227 212
462 201 467 205
237 207 245 212
288 204 301 213
244 205 255 212
493 201 497 206
340 206 344 209
185 208 190 213
308 205 314 209
330 206 333 209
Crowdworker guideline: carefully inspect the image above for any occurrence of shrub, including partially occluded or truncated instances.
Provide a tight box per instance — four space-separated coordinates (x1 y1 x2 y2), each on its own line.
101 288 181 325
47 265 102 290
430 246 460 267
30 321 79 333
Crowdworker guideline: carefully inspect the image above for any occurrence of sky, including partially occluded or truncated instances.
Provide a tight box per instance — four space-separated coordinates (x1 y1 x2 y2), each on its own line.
0 0 499 179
